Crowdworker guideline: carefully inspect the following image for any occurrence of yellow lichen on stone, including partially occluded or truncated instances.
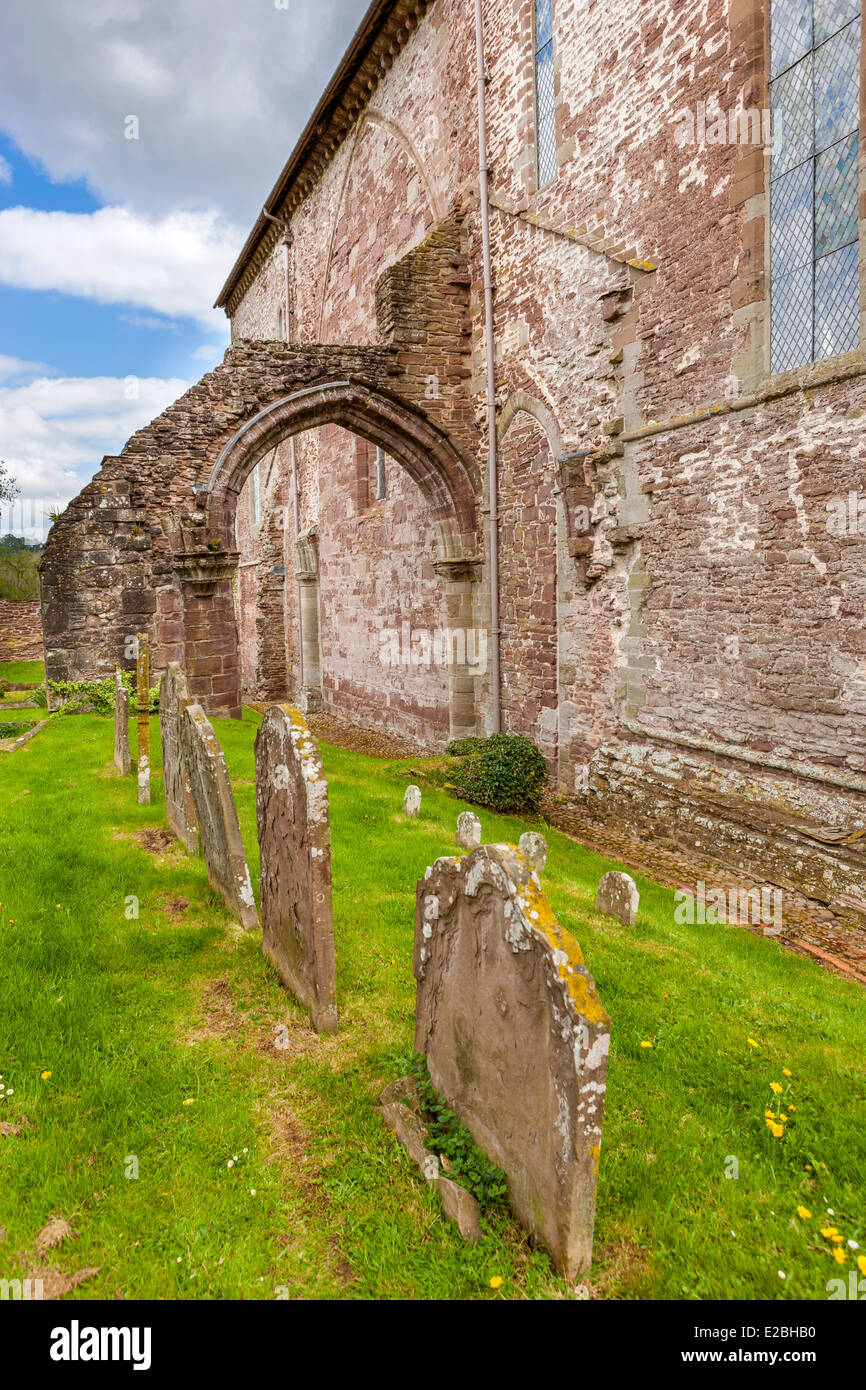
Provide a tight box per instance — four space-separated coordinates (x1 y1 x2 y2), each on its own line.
589 1143 601 1176
513 856 608 1028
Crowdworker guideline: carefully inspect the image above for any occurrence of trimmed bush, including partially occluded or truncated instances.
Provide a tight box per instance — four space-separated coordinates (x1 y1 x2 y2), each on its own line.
452 732 548 814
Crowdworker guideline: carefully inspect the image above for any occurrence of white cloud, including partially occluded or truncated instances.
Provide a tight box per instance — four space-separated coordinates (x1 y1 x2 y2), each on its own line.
0 205 243 328
0 359 189 539
0 0 366 224
0 155 11 184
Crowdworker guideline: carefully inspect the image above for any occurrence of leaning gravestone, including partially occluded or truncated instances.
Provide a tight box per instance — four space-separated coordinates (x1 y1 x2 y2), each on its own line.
415 843 610 1281
181 704 258 930
455 811 482 849
595 870 639 926
255 705 338 1034
159 663 198 854
403 784 421 818
113 670 131 775
135 633 151 805
518 830 548 873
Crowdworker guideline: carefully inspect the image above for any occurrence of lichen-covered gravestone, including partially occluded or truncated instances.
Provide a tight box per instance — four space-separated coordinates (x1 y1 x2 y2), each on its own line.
518 830 548 873
455 811 481 849
159 663 198 854
113 670 131 776
415 843 610 1281
595 870 639 926
135 633 151 805
255 705 338 1034
181 703 258 930
403 784 421 817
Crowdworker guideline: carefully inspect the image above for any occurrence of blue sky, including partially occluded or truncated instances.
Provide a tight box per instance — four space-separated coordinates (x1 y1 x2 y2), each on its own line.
0 0 365 540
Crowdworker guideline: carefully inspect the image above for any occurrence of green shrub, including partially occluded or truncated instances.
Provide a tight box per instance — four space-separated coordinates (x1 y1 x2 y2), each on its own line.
452 732 548 814
407 1054 508 1210
0 719 36 739
444 735 486 758
48 673 158 716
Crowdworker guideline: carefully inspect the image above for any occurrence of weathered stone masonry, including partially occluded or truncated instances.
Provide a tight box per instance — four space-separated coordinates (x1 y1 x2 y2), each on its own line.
41 0 866 908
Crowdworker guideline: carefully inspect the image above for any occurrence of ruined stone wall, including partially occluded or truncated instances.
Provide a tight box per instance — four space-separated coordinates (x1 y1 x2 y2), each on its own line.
0 600 43 662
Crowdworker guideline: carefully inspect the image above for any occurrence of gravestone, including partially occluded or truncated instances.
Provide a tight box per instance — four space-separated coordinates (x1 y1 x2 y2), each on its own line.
415 843 610 1281
159 663 198 854
518 830 548 873
255 705 338 1034
181 703 258 930
455 811 482 849
135 633 151 805
113 670 131 776
403 784 421 817
595 870 639 926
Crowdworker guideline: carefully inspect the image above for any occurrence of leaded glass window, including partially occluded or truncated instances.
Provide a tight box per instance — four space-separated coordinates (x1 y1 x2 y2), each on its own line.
535 0 556 186
770 1 861 371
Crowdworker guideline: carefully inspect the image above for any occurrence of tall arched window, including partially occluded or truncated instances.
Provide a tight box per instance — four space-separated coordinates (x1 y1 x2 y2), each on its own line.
534 0 556 187
770 1 861 371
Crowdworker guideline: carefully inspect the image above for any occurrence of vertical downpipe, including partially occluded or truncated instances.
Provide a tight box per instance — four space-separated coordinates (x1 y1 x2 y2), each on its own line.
474 0 501 734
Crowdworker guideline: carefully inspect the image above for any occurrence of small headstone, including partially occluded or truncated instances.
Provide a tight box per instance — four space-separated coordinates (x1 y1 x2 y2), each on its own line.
113 670 131 776
181 703 258 930
135 633 151 805
456 811 482 849
403 784 421 818
518 831 548 873
159 663 198 854
415 844 610 1281
595 870 639 926
255 705 337 1034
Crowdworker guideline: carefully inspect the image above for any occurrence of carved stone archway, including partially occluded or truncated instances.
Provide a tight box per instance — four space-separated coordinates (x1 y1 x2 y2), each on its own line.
39 207 485 740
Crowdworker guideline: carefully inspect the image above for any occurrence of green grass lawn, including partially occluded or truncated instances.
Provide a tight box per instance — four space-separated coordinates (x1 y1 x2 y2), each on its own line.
0 660 45 685
0 708 864 1301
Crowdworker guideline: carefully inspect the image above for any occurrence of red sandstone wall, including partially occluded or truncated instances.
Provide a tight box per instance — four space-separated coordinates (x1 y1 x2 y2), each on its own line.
225 0 866 795
0 600 43 662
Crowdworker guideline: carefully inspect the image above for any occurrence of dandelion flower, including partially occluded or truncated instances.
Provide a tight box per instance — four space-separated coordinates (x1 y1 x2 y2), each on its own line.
779 1114 788 1122
40 1071 51 1080
797 1206 811 1220
770 1081 783 1095
182 1098 195 1106
769 1123 784 1138
831 1234 844 1244
764 1110 775 1119
788 1104 796 1112
640 1041 653 1049
858 1256 866 1277
783 1068 792 1077
489 1276 503 1289
805 1164 812 1172
820 1227 839 1239
832 1247 846 1266
747 1038 758 1048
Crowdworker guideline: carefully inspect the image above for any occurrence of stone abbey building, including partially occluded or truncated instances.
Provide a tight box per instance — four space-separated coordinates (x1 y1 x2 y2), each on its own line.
41 0 866 910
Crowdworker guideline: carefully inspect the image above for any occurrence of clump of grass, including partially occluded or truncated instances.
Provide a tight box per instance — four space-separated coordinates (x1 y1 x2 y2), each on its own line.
406 1053 508 1209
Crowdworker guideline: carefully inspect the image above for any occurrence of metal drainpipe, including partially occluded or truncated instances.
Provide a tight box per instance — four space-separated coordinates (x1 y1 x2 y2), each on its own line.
474 0 501 734
263 207 302 695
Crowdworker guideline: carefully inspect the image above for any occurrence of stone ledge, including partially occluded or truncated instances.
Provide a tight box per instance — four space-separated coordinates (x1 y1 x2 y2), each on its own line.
380 1077 482 1244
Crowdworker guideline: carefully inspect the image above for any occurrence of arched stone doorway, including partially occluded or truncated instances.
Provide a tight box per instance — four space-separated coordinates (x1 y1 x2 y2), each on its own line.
178 377 481 739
